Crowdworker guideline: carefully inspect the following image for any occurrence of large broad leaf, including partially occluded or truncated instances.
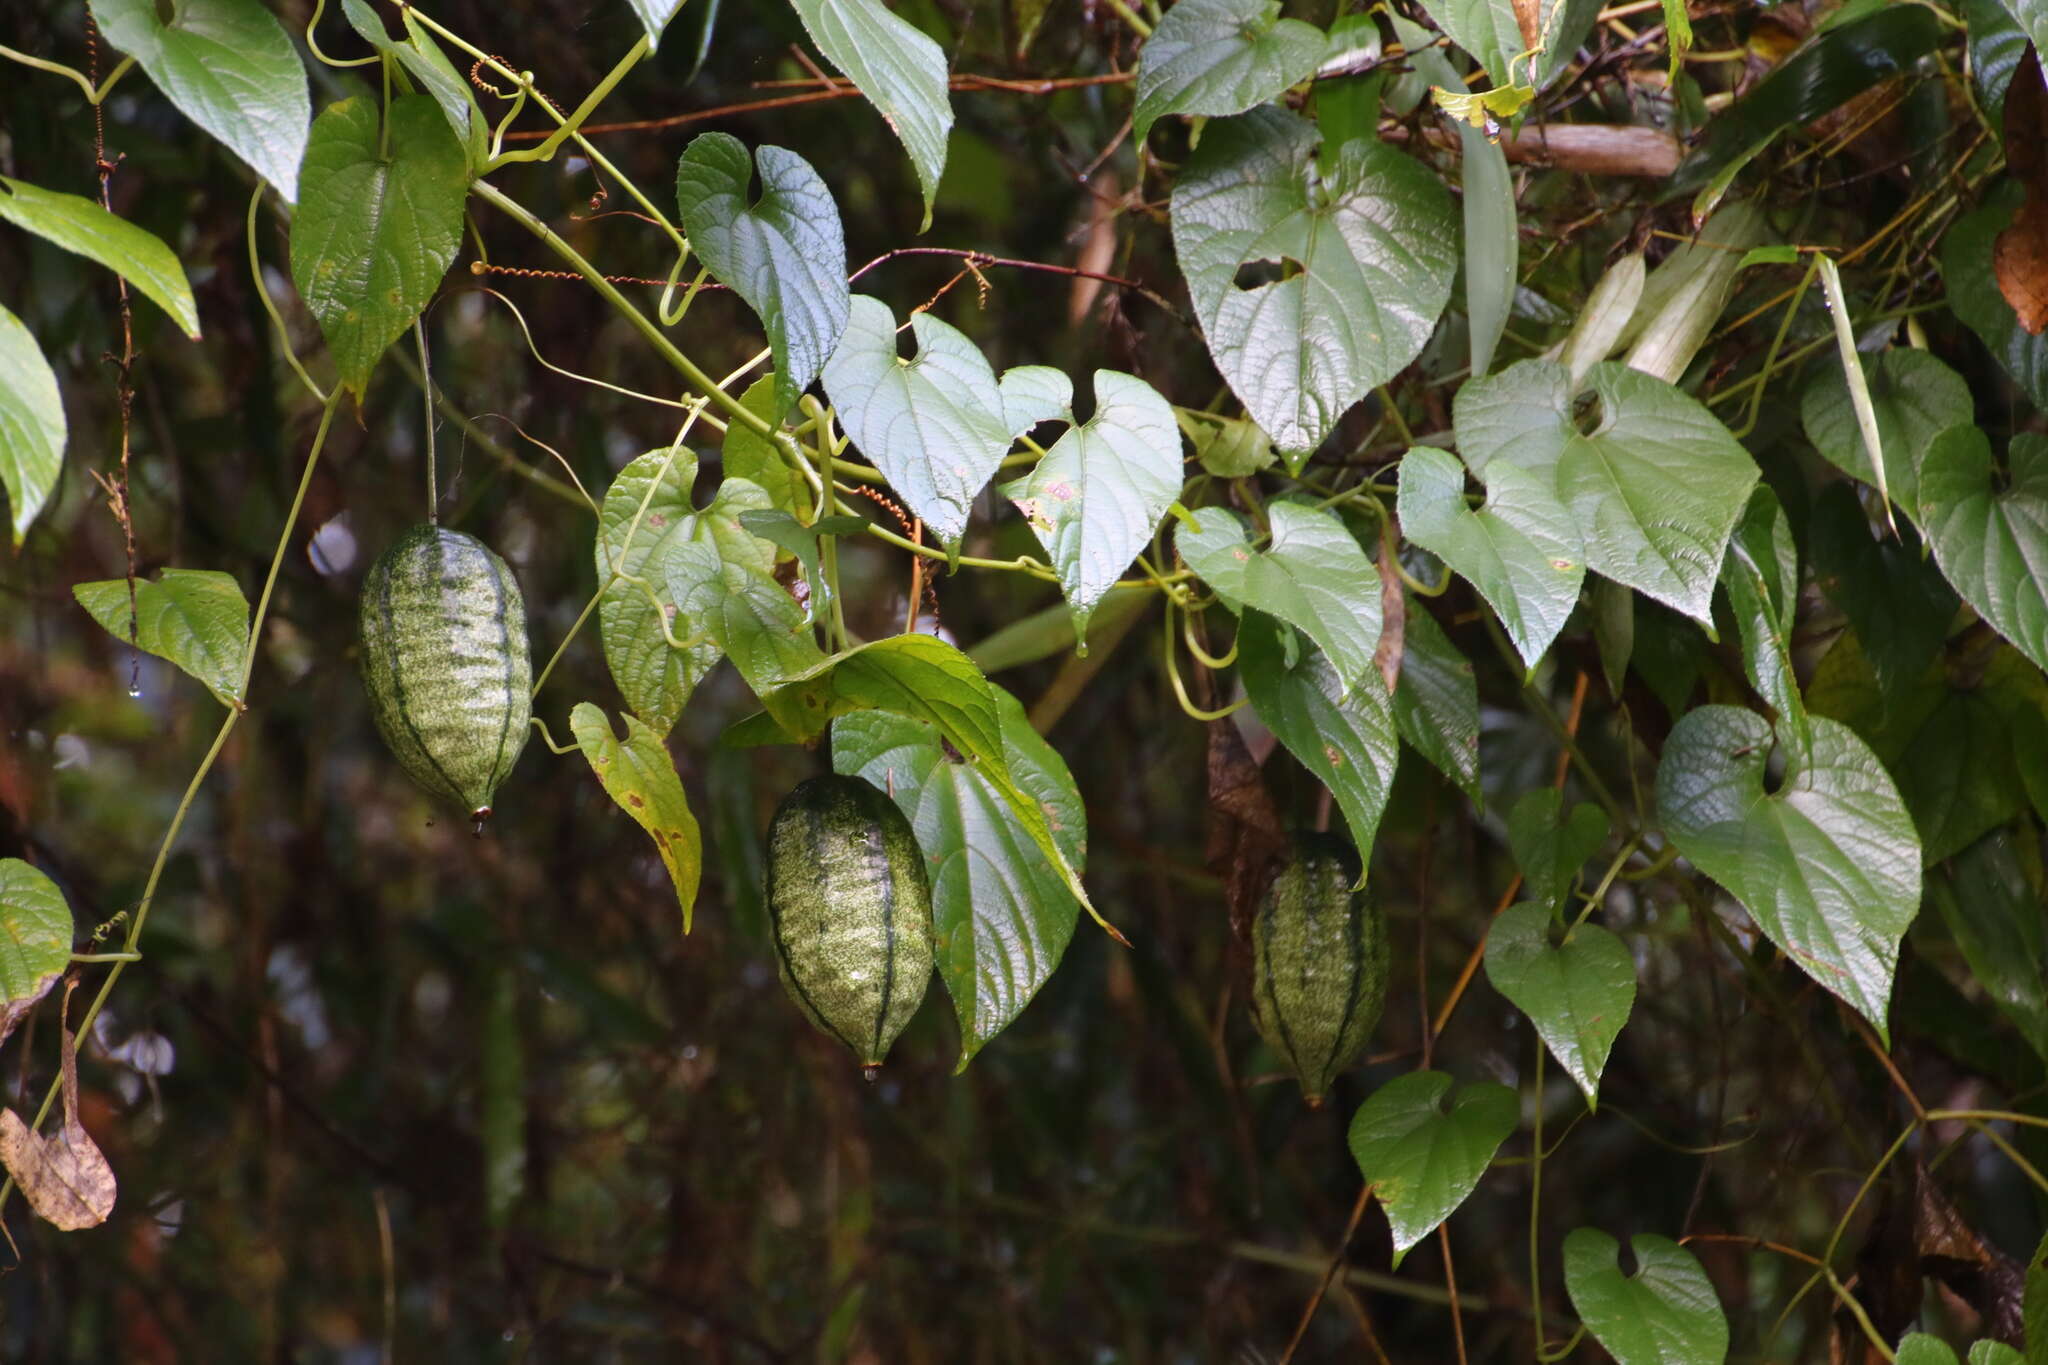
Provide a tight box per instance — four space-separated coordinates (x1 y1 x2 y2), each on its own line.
74 569 251 708
1800 349 1971 525
786 0 952 225
1171 106 1457 457
676 134 849 423
1238 611 1400 861
1931 833 2048 1063
1176 500 1381 694
0 177 201 338
1454 359 1758 624
1918 427 2048 676
1943 181 2048 410
757 635 1101 927
1508 788 1610 914
0 305 65 547
1346 1070 1518 1264
1397 444 1583 675
1808 483 1956 706
1001 370 1182 637
1417 0 1603 90
1656 705 1921 1039
821 295 1015 547
570 704 703 931
0 859 73 1051
1132 0 1325 140
665 539 824 694
289 96 469 400
1392 602 1481 801
1720 487 1810 768
833 689 1083 1067
95 0 311 201
340 0 484 167
594 450 776 737
1484 904 1635 1106
1562 1228 1728 1365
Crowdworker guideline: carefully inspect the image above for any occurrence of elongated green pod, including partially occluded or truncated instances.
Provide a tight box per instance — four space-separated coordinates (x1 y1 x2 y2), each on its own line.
1250 832 1389 1106
359 524 531 827
766 774 934 1075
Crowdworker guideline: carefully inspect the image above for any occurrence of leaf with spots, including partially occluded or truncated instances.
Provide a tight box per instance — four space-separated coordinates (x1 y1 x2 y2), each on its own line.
570 703 704 932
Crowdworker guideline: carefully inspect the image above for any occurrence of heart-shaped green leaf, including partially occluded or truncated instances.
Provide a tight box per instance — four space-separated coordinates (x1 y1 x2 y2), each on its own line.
1508 789 1610 914
290 96 470 399
822 295 1014 546
569 704 703 931
665 539 824 694
1455 359 1758 624
1418 0 1603 90
1562 1228 1728 1365
833 688 1084 1067
787 0 952 226
720 373 808 516
1392 602 1481 801
340 0 484 166
0 304 64 546
1001 370 1182 637
1347 1070 1518 1264
1177 500 1381 693
1800 348 1970 525
999 366 1072 436
676 134 849 423
0 177 200 339
1133 0 1326 140
75 568 251 708
595 449 776 736
1397 444 1584 674
1484 905 1636 1106
1171 106 1457 457
1918 426 2048 676
1239 611 1400 862
95 0 311 200
1657 705 1921 1038
1942 180 2048 410
0 859 73 1050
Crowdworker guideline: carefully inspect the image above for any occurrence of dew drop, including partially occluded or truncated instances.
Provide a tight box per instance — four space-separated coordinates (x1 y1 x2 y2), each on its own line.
127 683 143 700
861 1063 882 1083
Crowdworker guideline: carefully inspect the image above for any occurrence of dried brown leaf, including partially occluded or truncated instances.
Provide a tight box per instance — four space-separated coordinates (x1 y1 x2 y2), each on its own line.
0 1005 115 1231
1996 46 2048 334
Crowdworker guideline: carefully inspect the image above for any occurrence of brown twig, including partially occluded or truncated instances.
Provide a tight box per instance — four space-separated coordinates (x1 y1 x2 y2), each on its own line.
1442 1224 1470 1365
1278 1183 1376 1364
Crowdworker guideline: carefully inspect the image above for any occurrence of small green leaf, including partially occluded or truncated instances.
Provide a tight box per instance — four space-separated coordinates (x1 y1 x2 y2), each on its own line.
720 374 807 515
1720 487 1810 767
1930 833 2048 1063
1177 501 1381 694
999 366 1071 436
1172 106 1457 457
1346 1070 1518 1264
1966 1341 2024 1365
0 177 201 338
833 687 1084 1067
0 304 65 547
289 96 470 399
1657 706 1921 1038
1455 359 1758 625
1507 789 1610 915
1561 1228 1728 1365
1392 603 1481 801
1239 611 1400 860
570 704 704 931
1397 444 1583 674
676 133 849 423
0 859 74 1050
1800 349 1970 526
1001 370 1182 638
1416 0 1603 90
1460 121 1517 380
95 0 311 200
340 0 484 167
1918 427 2048 676
821 295 1012 546
1484 905 1636 1106
665 539 824 694
1896 1337 1962 1365
74 569 251 708
1132 0 1326 141
1942 180 2048 410
627 0 687 44
1176 409 1277 478
786 0 953 225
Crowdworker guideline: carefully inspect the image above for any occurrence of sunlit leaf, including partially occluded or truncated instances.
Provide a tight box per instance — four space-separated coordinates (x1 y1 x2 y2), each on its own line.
74 569 251 708
341 0 484 166
0 304 65 547
0 177 201 338
570 703 703 931
1133 0 1325 140
786 0 952 225
665 539 823 694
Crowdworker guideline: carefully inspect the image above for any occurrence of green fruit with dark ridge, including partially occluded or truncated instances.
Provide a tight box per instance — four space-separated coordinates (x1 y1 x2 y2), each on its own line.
766 774 935 1076
1250 832 1388 1106
359 524 531 828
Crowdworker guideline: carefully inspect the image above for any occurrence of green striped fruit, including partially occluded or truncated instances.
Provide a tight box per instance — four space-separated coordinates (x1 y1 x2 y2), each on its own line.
766 774 934 1076
1250 833 1388 1106
359 524 531 829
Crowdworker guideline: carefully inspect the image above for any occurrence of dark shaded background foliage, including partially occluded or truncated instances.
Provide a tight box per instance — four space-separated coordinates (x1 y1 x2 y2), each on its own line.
1 0 2045 1359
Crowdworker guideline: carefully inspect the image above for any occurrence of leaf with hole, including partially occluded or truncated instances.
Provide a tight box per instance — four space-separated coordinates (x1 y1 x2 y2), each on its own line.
570 704 703 932
833 688 1083 1068
1484 904 1635 1106
1346 1069 1518 1263
1917 426 2048 676
0 305 64 547
0 860 73 1051
1132 0 1326 140
0 177 200 339
1171 106 1457 458
1656 705 1920 1038
1001 370 1182 637
786 0 952 226
1562 1228 1728 1365
676 133 849 423
95 0 311 200
74 569 251 708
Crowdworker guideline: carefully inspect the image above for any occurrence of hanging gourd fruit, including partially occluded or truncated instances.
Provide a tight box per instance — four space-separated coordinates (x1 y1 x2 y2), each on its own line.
1249 832 1389 1106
